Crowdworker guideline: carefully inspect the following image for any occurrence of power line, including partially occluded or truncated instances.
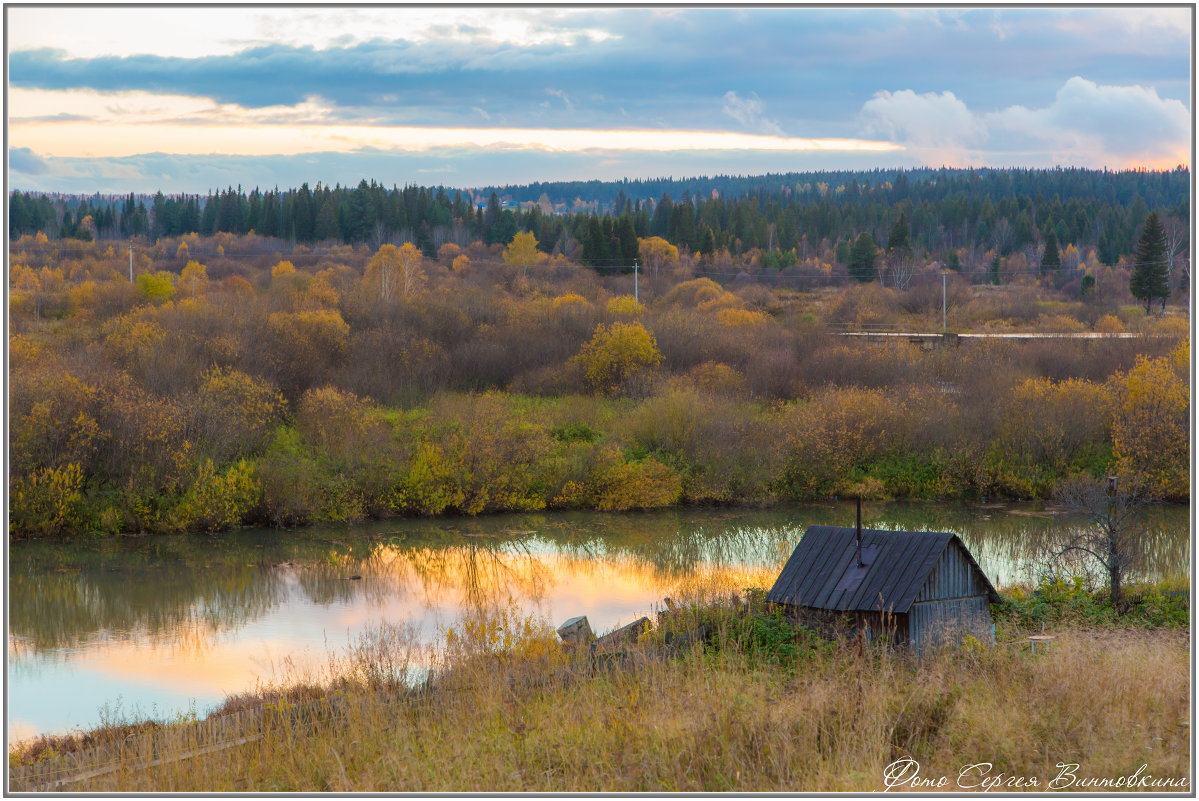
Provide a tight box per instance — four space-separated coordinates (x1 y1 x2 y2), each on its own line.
10 240 1186 274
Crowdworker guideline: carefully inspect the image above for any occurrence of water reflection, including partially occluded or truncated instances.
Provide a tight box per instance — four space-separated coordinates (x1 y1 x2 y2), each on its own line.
7 502 1188 739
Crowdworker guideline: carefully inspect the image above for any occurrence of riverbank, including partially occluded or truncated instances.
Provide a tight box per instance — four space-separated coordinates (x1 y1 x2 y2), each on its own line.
11 336 1188 541
11 584 1190 792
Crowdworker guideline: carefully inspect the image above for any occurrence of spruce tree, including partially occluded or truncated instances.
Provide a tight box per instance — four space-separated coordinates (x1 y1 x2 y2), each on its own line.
848 232 877 282
887 212 910 254
1130 212 1169 314
1040 230 1061 277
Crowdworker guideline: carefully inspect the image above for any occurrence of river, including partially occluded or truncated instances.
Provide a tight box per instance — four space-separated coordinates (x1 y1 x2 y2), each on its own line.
7 501 1188 742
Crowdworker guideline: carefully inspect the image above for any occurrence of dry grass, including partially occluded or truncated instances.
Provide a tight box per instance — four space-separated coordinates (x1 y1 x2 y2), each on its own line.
56 607 1189 793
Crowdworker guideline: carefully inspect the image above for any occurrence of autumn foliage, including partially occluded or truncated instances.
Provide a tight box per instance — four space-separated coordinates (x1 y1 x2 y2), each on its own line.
7 232 1189 538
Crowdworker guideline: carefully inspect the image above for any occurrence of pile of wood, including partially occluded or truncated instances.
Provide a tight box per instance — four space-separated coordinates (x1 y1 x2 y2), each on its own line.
556 597 714 662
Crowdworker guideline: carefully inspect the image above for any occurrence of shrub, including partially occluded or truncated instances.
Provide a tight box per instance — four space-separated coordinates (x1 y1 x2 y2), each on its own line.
995 377 1110 472
606 295 643 316
589 445 682 511
574 321 663 395
295 386 379 461
714 307 769 327
777 387 908 498
254 429 365 526
135 271 176 302
10 463 87 537
192 367 287 462
1108 353 1188 499
169 459 259 532
390 442 466 516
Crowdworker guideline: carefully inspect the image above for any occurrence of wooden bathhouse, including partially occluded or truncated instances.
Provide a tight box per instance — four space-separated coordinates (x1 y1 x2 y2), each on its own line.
766 524 999 655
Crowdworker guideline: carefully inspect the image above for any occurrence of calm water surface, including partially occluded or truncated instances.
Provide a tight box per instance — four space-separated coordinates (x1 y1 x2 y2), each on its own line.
7 501 1188 741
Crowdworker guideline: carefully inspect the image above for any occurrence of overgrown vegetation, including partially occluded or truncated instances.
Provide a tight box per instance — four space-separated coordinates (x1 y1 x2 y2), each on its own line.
995 576 1190 630
9 227 1189 538
11 584 1188 792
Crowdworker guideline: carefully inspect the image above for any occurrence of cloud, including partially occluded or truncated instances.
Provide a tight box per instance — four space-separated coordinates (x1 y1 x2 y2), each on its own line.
7 8 1189 175
860 89 988 165
9 147 49 174
8 146 926 196
8 112 90 123
545 88 574 112
721 91 784 136
859 77 1190 168
10 9 1187 138
987 77 1190 168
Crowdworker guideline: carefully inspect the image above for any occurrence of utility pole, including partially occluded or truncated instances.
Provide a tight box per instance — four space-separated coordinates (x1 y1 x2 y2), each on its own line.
633 257 639 303
129 244 134 282
941 271 947 334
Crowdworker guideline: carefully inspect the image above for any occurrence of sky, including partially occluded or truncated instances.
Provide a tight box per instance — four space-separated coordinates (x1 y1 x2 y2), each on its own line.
6 6 1193 194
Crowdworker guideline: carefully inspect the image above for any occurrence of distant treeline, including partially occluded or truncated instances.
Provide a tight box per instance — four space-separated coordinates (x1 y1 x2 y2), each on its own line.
8 167 1189 268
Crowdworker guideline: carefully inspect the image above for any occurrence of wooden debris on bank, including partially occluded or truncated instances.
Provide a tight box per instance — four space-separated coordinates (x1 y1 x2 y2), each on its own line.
556 615 595 645
594 616 651 653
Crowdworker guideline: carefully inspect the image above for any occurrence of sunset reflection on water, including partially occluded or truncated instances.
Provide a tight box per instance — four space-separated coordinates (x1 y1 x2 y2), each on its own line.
8 502 1187 741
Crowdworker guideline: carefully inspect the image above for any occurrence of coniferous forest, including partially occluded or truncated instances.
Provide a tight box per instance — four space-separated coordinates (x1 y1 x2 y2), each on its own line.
9 167 1189 271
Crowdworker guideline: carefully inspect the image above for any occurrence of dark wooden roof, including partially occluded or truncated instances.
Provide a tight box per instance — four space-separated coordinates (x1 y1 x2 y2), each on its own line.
766 525 999 613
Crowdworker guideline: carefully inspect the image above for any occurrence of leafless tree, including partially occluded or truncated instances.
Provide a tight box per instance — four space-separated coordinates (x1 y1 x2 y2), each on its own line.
1046 476 1148 613
1162 215 1189 290
884 250 917 290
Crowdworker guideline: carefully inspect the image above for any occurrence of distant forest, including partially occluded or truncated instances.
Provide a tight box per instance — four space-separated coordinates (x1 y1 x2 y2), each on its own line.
8 167 1189 270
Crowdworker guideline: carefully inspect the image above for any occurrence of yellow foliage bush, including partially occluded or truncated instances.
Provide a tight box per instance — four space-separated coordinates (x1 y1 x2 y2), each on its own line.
295 386 379 461
574 321 663 395
557 443 683 511
678 361 747 397
67 281 98 317
391 442 466 516
715 307 769 327
997 377 1110 468
637 235 680 273
696 290 743 313
135 271 176 302
364 243 425 299
10 463 86 536
1034 314 1086 333
778 387 907 495
169 459 259 532
661 277 726 307
592 448 683 511
1109 354 1189 499
552 293 590 308
179 261 209 296
9 335 44 368
266 309 350 357
195 367 287 458
1148 315 1189 339
394 394 554 515
101 313 168 364
606 295 643 316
